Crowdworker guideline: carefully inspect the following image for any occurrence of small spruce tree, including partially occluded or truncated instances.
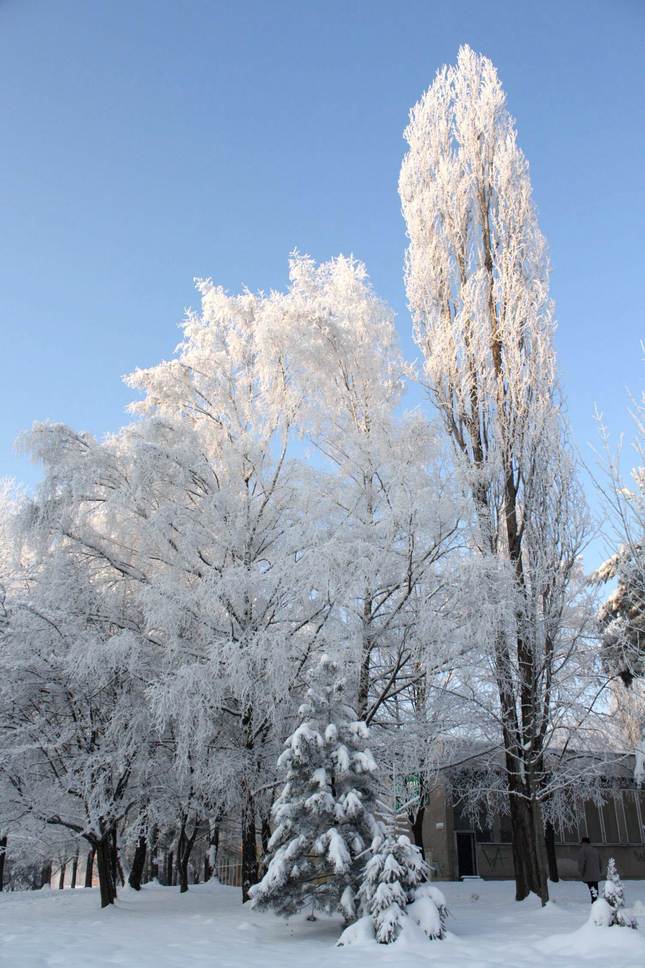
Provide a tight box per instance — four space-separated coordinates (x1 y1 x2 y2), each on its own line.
603 857 638 929
357 833 428 943
339 831 448 946
249 654 380 919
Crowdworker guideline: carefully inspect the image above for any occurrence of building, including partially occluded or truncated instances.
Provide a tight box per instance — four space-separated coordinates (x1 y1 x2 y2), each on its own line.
419 764 645 881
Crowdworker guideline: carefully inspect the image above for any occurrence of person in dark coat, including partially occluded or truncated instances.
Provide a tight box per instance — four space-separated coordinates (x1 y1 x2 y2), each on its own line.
578 836 602 901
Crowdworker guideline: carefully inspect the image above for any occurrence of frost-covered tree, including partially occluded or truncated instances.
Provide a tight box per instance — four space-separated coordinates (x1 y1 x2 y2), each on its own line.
0 499 152 907
602 857 638 928
12 270 335 902
250 654 380 919
400 45 595 904
357 834 425 942
590 857 638 929
339 831 447 946
283 254 461 726
592 377 645 785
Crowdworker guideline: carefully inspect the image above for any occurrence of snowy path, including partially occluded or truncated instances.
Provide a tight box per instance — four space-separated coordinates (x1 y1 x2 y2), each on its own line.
2 879 645 968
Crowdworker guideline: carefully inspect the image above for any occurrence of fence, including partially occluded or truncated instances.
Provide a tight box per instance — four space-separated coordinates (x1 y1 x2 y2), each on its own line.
214 860 243 887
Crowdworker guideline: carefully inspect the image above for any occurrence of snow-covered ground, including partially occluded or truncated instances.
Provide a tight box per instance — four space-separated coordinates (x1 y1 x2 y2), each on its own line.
2 878 645 968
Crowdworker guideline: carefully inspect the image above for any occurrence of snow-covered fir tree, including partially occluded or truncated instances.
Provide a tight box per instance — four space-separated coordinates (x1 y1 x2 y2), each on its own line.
353 832 446 944
249 654 380 919
603 857 638 929
356 833 425 943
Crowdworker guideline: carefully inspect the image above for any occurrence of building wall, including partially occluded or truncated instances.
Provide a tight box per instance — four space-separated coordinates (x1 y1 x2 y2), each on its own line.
422 780 645 881
420 782 455 880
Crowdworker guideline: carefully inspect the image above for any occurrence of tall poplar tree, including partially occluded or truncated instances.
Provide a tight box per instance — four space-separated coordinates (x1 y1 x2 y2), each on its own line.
400 46 591 903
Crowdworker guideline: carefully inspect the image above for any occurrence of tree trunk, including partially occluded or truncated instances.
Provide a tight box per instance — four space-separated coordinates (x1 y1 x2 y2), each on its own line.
258 814 271 876
95 836 117 908
165 849 174 887
496 627 550 906
110 825 125 887
241 793 258 903
0 835 6 891
149 826 159 883
357 589 374 720
506 780 549 904
178 828 189 894
40 863 51 889
409 806 426 859
177 818 199 893
544 819 559 882
70 851 79 889
84 848 95 888
128 831 147 891
58 862 66 890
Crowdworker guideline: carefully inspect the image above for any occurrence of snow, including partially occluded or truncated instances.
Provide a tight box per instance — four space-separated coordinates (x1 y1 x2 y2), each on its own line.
3 878 645 968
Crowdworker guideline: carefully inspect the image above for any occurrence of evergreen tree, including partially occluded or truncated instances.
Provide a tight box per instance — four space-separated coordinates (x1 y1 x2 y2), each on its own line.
250 654 380 919
357 834 427 943
603 857 638 929
340 832 447 945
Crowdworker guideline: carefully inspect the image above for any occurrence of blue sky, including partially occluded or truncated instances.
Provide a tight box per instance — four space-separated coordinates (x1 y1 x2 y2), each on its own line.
1 0 643 564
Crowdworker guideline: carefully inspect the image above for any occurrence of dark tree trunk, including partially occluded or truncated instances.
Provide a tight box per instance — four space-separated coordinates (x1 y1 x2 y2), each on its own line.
110 826 125 887
260 815 271 855
241 793 258 903
40 863 52 889
544 819 559 882
165 850 174 887
0 835 6 891
357 592 374 720
128 831 147 891
95 836 117 908
495 635 549 906
177 819 199 894
58 863 66 890
410 806 426 859
258 814 271 875
149 826 159 883
70 851 79 889
84 848 95 888
506 780 548 904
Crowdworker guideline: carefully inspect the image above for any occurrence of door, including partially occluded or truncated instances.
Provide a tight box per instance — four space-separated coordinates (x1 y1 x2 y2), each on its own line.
456 831 477 877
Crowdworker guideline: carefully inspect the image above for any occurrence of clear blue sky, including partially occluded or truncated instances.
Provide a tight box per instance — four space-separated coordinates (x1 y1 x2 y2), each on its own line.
1 0 643 561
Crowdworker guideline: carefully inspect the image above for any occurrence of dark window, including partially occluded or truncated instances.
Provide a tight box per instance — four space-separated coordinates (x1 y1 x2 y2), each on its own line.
624 792 642 843
475 806 492 842
639 793 645 841
584 801 603 842
615 796 627 843
453 801 473 831
499 812 513 843
561 813 580 845
601 799 620 843
456 832 477 877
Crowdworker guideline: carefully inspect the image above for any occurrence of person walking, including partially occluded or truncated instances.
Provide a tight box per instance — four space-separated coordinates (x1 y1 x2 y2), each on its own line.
578 836 602 901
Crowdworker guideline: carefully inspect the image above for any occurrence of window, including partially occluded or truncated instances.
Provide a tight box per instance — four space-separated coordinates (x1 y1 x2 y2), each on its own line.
601 799 620 843
475 806 492 842
584 801 603 842
561 813 580 845
623 792 641 843
453 801 472 831
499 812 513 843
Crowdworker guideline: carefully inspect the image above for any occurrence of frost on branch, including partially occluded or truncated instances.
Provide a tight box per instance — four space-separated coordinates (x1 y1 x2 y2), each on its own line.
249 654 380 919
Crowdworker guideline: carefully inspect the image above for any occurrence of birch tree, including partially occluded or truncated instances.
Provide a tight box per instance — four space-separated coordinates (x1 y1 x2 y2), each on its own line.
283 254 461 724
